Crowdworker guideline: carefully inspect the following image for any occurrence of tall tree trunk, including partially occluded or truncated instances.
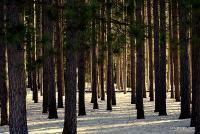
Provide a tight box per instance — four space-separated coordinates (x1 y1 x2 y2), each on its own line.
159 0 167 116
106 0 112 111
56 0 64 108
0 1 8 125
62 0 78 133
136 0 145 119
147 0 154 101
191 2 200 129
153 0 160 112
172 0 180 102
128 0 136 104
91 17 99 109
42 0 58 119
168 0 174 99
7 1 28 132
178 0 190 119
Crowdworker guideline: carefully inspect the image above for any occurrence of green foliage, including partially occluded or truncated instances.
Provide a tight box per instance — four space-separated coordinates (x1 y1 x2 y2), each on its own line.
112 33 126 55
6 23 26 44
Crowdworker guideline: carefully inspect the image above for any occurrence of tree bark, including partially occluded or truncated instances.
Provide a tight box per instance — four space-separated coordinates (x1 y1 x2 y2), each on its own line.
7 1 28 132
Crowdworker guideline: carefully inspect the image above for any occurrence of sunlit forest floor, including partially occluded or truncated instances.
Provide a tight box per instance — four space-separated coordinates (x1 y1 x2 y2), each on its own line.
0 91 195 134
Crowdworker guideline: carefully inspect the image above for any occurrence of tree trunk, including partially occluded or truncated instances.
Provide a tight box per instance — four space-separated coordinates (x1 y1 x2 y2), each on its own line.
7 1 28 133
106 0 112 111
0 1 8 125
147 0 154 101
62 0 78 132
172 0 180 102
136 0 145 119
153 0 160 112
56 0 64 108
191 2 200 129
91 17 99 109
159 0 167 116
178 0 190 119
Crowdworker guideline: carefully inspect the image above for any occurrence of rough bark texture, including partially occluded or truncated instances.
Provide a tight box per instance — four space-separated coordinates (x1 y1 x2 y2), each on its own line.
7 1 28 133
62 0 77 133
178 0 190 119
136 0 145 119
159 0 167 116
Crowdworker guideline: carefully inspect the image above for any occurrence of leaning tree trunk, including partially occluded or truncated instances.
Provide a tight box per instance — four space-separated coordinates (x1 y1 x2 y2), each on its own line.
178 0 190 119
7 1 28 133
0 0 8 125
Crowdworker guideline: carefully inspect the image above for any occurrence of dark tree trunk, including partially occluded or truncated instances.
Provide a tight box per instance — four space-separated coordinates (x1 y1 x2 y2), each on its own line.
42 3 48 113
0 1 8 125
106 0 112 111
7 1 28 133
147 0 154 101
56 0 64 108
78 50 86 116
62 0 77 133
112 68 116 105
42 0 58 119
136 0 145 119
159 0 167 116
129 0 136 104
191 2 200 130
178 0 190 119
153 0 160 112
172 0 180 102
91 18 99 109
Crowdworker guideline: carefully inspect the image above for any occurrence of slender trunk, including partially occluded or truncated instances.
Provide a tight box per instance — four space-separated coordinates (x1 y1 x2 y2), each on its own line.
159 0 167 116
56 0 64 108
153 0 160 112
172 0 180 102
91 18 99 109
106 0 112 111
136 0 145 119
0 1 8 125
147 0 154 101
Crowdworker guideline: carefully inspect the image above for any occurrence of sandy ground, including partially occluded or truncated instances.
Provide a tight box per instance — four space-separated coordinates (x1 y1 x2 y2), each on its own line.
0 91 195 134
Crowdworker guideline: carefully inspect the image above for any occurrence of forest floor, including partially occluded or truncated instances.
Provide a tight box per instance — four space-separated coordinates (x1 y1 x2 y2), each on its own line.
0 91 195 134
